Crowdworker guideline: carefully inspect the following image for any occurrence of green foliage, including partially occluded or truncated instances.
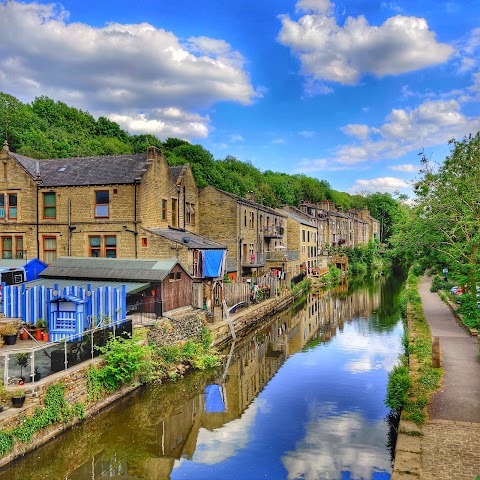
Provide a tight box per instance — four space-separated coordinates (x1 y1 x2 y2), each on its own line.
392 134 480 292
0 384 84 456
0 431 14 456
89 333 152 395
385 364 410 412
291 278 312 297
458 294 480 328
388 268 444 425
430 276 450 292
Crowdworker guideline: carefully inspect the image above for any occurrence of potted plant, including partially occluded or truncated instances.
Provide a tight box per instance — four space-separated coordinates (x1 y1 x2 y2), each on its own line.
42 322 49 342
0 323 18 345
11 389 25 408
19 323 30 341
35 319 46 341
15 352 29 382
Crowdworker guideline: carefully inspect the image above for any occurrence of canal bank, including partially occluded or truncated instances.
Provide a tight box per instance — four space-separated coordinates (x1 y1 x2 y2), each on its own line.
392 275 480 480
0 274 405 480
0 285 304 469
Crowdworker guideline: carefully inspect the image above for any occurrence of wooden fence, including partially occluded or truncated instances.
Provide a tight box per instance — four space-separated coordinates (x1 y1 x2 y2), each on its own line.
223 274 280 307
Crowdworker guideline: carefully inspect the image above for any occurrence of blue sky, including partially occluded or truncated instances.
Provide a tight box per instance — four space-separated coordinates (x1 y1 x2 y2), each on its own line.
1 0 479 197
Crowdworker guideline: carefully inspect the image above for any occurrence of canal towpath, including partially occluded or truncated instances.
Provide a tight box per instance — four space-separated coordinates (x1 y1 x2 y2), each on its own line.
392 275 480 480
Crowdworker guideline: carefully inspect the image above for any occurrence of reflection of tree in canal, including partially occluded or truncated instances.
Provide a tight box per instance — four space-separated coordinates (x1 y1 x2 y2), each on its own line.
0 276 402 480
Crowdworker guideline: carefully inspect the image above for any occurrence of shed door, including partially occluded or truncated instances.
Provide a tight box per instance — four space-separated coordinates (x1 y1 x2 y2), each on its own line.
192 283 203 309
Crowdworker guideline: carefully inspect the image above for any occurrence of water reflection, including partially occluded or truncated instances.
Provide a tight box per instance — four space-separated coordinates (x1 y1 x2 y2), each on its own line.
0 275 404 480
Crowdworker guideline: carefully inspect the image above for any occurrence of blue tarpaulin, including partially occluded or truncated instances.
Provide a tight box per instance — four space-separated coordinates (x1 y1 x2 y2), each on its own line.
204 384 225 413
203 250 225 277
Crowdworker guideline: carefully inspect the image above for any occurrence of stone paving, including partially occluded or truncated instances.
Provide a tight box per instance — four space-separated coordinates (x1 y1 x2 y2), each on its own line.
420 420 480 480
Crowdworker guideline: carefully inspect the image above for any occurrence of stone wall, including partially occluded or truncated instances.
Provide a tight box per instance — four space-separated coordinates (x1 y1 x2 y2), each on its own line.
147 311 205 346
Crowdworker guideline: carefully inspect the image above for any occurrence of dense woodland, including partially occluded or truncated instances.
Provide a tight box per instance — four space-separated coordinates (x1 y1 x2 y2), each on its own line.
0 92 401 218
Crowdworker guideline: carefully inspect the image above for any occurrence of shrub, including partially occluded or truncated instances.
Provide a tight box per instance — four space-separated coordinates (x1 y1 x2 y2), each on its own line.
385 364 410 412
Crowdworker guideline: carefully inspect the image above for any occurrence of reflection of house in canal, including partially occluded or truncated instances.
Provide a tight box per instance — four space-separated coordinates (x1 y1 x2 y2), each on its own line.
65 283 383 480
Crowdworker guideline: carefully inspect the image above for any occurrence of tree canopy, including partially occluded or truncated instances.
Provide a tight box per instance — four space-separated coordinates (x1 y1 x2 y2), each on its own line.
390 133 480 293
0 91 391 210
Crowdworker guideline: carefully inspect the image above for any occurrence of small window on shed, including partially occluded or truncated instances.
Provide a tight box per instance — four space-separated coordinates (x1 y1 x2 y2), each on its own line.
169 272 175 281
176 272 181 280
141 237 148 247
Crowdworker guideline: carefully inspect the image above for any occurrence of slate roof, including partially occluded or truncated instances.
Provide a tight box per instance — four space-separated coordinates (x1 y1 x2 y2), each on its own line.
26 278 150 295
40 256 191 281
205 186 287 218
11 152 150 187
280 209 316 227
146 228 227 250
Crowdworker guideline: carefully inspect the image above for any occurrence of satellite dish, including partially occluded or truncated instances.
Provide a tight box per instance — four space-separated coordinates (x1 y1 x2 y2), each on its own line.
182 236 190 244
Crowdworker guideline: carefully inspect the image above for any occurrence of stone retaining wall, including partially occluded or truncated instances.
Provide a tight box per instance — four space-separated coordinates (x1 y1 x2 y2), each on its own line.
0 357 139 468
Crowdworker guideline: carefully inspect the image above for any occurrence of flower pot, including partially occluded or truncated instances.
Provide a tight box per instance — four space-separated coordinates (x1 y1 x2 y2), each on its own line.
35 329 43 341
2 334 17 345
11 396 25 408
42 332 49 342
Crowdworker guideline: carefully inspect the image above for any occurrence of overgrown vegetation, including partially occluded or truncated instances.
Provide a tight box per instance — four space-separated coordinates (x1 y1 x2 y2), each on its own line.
344 241 390 276
385 269 443 424
87 327 220 402
0 384 84 457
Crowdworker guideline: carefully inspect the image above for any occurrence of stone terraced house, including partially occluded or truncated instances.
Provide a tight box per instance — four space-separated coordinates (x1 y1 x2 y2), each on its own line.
0 141 226 309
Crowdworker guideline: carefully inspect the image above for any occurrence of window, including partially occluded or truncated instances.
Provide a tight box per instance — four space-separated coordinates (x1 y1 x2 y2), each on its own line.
95 191 109 218
162 199 167 220
89 235 117 258
169 271 181 281
0 193 17 220
2 236 12 259
105 236 117 258
186 203 196 225
15 237 24 258
43 236 57 264
172 198 178 227
43 192 56 219
1 236 24 259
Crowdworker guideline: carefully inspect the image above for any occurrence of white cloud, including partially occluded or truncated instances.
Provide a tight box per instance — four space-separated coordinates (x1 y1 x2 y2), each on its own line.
299 130 315 138
181 399 262 465
282 408 391 480
351 176 410 193
390 164 417 173
229 134 244 142
277 0 453 89
109 109 210 140
0 1 259 139
330 97 480 165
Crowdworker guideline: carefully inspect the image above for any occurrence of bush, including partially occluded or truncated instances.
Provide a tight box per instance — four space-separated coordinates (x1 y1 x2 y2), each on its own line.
385 364 410 412
430 276 450 292
458 294 480 328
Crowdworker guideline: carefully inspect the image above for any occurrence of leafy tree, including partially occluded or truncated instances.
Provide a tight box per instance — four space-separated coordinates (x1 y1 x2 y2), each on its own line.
395 133 480 294
366 192 405 242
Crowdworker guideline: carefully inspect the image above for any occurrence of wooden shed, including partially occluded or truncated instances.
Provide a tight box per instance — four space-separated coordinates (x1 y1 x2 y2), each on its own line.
39 256 193 315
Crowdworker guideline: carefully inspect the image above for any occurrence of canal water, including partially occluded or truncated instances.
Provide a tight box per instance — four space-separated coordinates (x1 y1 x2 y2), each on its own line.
0 274 405 480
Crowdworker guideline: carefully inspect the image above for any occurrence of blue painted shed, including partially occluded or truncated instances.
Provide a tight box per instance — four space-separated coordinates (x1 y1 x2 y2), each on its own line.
47 294 87 342
24 258 48 281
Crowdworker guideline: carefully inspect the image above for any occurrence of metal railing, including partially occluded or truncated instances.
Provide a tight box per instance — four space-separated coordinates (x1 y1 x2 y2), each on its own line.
1 319 132 389
265 250 298 261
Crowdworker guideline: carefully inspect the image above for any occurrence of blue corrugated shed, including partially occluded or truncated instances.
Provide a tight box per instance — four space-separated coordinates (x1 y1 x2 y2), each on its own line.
24 258 48 281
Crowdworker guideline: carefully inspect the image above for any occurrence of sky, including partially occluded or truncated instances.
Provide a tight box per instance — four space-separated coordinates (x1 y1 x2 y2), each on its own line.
1 0 479 197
